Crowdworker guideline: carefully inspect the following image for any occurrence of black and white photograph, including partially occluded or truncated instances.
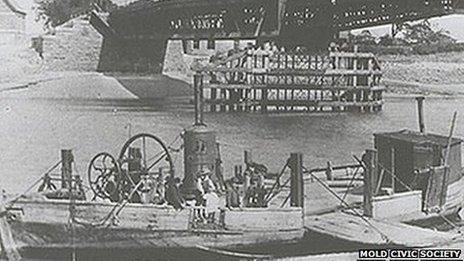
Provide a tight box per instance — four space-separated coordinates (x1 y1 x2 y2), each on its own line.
1 0 464 260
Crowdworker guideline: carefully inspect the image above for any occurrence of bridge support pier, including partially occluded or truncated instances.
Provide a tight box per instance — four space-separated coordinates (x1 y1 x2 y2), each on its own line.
97 36 169 74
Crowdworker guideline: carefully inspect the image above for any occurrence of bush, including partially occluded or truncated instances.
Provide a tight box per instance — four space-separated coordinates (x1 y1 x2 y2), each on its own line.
350 21 461 55
35 0 114 27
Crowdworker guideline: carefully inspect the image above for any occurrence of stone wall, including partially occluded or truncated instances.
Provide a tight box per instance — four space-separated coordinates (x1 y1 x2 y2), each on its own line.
40 15 167 74
41 17 103 71
38 16 253 77
97 37 167 74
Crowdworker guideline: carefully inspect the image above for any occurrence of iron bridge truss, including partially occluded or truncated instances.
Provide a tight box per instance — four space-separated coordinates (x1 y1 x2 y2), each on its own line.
107 0 462 43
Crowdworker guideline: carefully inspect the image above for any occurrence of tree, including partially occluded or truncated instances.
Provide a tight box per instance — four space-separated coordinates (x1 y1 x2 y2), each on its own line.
35 0 113 28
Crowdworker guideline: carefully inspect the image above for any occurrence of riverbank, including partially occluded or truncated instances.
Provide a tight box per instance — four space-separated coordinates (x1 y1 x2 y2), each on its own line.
2 38 464 98
379 51 464 95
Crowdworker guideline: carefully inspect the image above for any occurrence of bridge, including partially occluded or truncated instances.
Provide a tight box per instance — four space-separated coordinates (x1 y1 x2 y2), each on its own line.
101 0 463 44
90 0 463 72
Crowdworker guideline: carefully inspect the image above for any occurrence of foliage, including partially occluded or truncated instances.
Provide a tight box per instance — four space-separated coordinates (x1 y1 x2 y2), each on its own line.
350 30 377 45
35 0 113 27
400 21 455 45
353 20 460 55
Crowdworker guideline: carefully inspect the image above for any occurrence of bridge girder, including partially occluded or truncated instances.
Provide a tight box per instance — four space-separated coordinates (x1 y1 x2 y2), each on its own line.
107 0 460 45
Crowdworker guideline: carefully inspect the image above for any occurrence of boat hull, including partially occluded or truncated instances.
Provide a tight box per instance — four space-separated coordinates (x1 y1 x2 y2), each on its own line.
6 199 304 252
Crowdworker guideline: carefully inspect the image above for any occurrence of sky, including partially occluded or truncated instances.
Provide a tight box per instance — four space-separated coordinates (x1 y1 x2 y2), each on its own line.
12 0 464 42
353 14 464 42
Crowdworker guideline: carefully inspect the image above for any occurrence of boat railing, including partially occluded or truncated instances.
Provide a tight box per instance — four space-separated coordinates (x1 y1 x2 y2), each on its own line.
304 162 363 182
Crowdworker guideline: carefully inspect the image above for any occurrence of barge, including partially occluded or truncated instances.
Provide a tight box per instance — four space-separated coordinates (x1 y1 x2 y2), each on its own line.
0 96 306 260
304 98 464 247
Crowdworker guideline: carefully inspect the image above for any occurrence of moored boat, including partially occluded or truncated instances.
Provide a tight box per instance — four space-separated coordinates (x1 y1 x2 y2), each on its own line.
303 97 464 247
0 101 307 260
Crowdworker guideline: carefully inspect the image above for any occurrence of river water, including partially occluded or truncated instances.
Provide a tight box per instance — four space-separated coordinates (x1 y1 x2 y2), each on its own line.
0 93 463 193
1 89 464 260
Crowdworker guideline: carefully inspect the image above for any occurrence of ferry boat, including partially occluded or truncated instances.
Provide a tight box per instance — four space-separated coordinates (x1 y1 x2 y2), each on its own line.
0 120 305 260
304 98 464 247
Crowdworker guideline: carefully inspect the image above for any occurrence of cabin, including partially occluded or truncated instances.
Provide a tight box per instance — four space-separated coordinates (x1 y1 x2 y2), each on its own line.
366 129 464 219
375 129 462 192
0 0 25 45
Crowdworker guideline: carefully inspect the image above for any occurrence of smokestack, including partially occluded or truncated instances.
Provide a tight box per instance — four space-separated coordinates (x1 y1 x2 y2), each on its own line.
415 96 425 134
193 73 204 126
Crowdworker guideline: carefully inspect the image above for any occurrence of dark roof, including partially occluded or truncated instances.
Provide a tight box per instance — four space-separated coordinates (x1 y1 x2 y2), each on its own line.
2 0 26 16
375 129 462 147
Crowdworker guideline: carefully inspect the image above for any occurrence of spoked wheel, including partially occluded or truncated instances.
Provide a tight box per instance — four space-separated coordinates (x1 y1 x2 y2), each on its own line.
118 133 174 200
88 152 121 201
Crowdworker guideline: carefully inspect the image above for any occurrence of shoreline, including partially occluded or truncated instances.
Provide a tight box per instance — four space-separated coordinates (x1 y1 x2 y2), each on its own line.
1 71 463 101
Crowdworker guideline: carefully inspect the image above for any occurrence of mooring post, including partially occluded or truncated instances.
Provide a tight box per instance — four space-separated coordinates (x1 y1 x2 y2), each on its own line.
416 96 425 133
244 150 253 165
61 149 73 189
325 161 333 181
363 149 377 217
289 153 304 208
193 73 204 126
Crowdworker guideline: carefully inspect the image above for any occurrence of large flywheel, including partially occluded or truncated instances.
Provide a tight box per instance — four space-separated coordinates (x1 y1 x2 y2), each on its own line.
118 133 174 201
88 152 121 201
87 133 175 203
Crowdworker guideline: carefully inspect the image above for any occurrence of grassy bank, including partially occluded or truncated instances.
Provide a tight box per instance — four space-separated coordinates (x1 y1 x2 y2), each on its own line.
379 51 464 95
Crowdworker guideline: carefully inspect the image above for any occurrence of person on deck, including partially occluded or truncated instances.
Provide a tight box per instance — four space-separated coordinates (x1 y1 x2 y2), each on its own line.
225 180 240 208
203 186 221 222
197 168 216 194
165 177 184 210
193 168 216 205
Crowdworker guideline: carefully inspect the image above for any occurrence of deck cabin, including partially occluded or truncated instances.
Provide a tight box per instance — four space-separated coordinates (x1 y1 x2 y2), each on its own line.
365 129 464 220
375 129 462 192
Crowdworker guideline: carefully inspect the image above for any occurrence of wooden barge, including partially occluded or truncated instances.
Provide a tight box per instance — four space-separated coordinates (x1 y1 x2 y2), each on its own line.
8 199 303 250
0 106 307 260
303 99 464 247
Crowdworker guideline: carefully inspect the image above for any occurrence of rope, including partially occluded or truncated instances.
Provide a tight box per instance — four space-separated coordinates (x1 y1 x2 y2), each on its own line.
167 134 182 151
377 162 461 232
217 141 251 149
280 192 291 208
264 159 289 203
142 133 182 165
340 165 362 203
303 167 392 243
6 160 62 206
72 181 143 228
268 177 291 206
